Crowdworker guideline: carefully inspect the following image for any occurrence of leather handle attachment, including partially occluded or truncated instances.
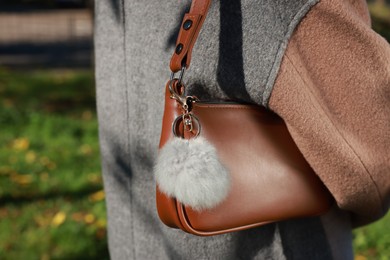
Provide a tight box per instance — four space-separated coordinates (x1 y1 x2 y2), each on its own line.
169 0 212 73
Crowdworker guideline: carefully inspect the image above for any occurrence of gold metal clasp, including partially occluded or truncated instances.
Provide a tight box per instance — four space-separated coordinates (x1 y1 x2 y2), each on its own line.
168 65 201 138
182 114 194 132
172 113 201 138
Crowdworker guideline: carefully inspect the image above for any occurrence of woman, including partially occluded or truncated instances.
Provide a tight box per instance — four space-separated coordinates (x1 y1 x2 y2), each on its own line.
94 0 389 259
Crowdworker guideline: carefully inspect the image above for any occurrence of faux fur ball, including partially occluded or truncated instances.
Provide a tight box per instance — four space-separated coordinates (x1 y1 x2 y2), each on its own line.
154 136 230 211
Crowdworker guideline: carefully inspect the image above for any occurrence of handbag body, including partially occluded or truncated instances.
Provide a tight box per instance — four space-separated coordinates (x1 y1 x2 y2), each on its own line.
155 0 333 236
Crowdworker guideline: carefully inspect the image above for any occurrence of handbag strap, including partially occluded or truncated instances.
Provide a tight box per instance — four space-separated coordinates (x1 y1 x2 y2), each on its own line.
170 0 212 73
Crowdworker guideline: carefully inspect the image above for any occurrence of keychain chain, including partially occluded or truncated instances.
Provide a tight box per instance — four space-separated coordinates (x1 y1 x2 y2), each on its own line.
169 67 201 137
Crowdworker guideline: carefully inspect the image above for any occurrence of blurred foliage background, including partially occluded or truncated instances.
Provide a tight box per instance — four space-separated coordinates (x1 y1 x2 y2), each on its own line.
0 1 389 260
0 1 108 259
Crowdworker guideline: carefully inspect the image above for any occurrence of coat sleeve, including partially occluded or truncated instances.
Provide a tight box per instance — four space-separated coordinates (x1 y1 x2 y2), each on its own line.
269 0 390 227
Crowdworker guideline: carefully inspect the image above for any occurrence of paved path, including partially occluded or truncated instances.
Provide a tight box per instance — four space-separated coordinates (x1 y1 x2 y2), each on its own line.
0 9 93 68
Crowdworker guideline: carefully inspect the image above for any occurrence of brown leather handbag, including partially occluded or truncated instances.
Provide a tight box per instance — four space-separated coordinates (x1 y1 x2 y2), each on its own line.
154 0 332 236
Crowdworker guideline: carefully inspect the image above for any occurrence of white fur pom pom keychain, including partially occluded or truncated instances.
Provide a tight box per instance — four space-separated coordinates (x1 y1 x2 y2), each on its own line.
154 136 230 211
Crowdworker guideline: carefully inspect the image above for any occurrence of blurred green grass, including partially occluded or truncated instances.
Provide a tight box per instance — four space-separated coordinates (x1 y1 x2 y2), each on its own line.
354 213 390 260
0 68 109 259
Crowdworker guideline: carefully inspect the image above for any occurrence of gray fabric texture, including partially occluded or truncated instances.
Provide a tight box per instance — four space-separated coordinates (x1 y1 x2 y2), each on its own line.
95 0 353 259
185 0 320 106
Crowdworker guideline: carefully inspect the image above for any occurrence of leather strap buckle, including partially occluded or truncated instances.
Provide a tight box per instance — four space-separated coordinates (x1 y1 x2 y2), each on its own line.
169 0 212 73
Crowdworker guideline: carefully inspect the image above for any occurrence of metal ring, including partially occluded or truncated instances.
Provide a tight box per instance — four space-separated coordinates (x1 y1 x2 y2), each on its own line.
170 65 186 84
172 114 201 138
168 79 186 105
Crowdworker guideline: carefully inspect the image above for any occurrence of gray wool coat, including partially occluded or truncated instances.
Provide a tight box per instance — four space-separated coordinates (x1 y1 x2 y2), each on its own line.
94 0 388 259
